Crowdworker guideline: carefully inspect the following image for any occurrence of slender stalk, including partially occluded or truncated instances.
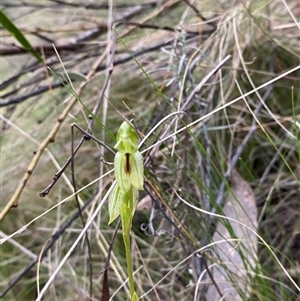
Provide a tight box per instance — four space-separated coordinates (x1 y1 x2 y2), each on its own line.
122 222 135 298
121 187 137 299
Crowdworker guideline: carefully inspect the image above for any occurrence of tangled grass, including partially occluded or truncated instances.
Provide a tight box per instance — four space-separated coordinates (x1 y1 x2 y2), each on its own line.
1 0 299 300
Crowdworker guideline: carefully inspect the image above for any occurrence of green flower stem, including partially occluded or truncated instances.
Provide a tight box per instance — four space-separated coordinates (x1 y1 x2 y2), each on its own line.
121 187 137 299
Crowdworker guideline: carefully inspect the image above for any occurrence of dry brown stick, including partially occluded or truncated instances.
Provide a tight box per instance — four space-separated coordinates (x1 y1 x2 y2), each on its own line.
117 0 181 38
0 46 110 221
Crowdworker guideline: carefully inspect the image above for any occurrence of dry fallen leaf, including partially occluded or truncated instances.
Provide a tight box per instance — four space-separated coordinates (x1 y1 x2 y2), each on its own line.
136 194 152 211
205 169 258 301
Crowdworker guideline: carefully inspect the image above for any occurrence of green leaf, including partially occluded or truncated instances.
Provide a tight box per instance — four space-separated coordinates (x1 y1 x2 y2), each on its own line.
131 187 139 214
121 200 133 233
131 292 139 301
0 10 43 63
58 71 88 83
108 185 122 224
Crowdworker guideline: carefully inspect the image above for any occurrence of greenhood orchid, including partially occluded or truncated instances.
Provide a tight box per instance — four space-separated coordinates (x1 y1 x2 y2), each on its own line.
108 121 144 301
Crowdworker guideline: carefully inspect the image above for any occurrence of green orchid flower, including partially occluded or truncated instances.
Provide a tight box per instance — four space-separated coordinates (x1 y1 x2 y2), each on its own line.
108 121 144 224
108 121 144 300
113 121 144 192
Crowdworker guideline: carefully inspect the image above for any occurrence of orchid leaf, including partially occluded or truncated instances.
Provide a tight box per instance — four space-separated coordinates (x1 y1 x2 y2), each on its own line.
108 185 122 225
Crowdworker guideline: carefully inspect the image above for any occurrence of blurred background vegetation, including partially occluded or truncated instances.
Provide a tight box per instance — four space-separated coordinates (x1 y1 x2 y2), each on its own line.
1 0 299 300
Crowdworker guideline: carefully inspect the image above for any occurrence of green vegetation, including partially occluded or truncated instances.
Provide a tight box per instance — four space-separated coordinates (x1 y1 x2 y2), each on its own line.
1 1 299 301
109 121 144 300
